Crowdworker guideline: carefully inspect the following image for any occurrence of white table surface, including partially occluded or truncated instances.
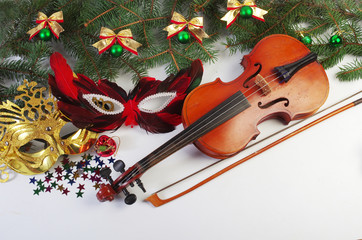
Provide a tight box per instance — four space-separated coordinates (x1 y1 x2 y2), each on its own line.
1 41 362 240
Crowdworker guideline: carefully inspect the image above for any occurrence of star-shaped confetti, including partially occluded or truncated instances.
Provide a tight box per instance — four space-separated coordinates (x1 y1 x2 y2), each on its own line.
57 184 64 191
46 186 53 193
46 172 54 179
64 173 71 180
36 179 44 186
39 184 46 192
73 172 80 180
108 157 115 164
55 166 63 175
77 184 85 191
51 181 58 188
62 188 70 195
68 179 76 186
81 173 88 180
61 157 70 165
76 190 84 198
94 156 101 163
56 175 63 181
98 160 105 168
44 177 52 183
29 177 37 184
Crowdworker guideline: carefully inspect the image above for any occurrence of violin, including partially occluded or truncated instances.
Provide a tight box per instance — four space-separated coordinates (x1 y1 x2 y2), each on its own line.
96 34 329 204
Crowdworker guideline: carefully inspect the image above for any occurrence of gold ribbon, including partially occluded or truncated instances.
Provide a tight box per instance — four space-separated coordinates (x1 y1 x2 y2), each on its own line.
27 11 64 40
163 12 209 43
221 0 268 28
92 27 142 55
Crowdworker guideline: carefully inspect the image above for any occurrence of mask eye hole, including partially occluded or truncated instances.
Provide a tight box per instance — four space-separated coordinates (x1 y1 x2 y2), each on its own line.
93 98 114 111
83 94 124 115
19 139 50 154
138 92 177 113
60 122 79 139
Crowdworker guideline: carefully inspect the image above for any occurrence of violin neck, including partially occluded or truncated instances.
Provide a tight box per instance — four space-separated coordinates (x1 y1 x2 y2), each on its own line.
134 91 251 175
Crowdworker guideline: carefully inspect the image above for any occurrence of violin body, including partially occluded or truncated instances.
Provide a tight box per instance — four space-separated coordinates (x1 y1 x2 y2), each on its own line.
182 34 329 159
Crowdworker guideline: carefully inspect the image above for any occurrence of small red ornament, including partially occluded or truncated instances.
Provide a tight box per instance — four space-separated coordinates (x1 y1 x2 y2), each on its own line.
94 135 118 157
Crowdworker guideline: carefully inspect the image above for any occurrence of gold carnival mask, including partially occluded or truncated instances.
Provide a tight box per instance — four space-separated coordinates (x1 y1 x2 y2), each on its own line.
0 80 98 175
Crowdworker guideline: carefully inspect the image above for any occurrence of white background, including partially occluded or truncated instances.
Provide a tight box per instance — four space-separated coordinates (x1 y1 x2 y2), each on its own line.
1 38 362 240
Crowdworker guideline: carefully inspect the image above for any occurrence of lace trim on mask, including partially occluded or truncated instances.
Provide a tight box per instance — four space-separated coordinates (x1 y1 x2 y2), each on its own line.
138 92 177 113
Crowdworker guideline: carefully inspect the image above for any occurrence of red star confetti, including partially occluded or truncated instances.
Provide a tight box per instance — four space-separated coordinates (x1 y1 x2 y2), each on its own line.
62 188 70 195
55 166 63 174
56 175 63 181
78 184 85 191
46 186 53 193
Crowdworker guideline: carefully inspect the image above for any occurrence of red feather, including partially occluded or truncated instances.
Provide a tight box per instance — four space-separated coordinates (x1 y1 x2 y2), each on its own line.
50 52 78 100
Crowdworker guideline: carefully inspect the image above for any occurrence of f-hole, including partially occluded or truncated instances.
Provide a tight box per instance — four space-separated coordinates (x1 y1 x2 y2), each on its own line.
258 98 290 109
243 63 262 88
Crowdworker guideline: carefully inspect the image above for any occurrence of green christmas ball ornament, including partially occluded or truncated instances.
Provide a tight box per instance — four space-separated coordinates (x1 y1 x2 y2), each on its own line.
301 35 312 45
240 6 253 19
110 44 123 57
329 34 343 47
39 28 52 41
177 31 191 44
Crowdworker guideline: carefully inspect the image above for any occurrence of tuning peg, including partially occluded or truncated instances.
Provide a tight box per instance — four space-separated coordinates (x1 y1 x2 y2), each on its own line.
113 160 137 205
113 160 134 187
135 178 146 193
113 159 126 172
99 167 113 184
123 189 137 205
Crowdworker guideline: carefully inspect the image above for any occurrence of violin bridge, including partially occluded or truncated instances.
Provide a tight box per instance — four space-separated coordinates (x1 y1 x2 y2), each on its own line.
255 74 271 96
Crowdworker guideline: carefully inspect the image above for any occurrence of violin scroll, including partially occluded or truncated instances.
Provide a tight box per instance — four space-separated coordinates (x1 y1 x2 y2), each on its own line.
97 160 139 205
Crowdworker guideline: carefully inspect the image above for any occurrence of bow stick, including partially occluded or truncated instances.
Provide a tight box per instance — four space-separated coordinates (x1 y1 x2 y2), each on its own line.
146 91 362 207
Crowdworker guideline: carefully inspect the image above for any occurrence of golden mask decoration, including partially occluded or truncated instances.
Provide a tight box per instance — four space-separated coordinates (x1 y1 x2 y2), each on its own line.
0 80 98 175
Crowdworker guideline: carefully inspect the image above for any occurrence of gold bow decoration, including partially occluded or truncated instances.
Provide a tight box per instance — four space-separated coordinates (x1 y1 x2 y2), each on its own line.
163 12 209 43
92 27 142 55
27 11 64 40
221 0 268 28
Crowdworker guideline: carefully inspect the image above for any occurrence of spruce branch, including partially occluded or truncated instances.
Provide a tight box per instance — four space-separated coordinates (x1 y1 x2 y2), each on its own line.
0 0 361 100
337 59 362 81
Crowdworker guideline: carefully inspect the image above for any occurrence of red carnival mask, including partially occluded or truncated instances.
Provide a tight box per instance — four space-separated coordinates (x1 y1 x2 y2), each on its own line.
48 52 203 133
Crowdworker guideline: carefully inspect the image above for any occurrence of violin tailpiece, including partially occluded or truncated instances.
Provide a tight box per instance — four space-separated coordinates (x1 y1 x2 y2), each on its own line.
275 52 318 83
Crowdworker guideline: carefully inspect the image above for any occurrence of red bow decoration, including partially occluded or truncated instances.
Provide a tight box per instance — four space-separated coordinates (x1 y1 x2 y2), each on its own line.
48 52 203 133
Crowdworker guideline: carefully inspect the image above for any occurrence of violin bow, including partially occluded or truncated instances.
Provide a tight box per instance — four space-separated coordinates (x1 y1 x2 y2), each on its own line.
146 91 362 207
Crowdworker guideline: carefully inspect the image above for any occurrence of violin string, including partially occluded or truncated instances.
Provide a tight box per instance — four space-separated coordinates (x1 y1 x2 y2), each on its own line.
120 72 284 185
